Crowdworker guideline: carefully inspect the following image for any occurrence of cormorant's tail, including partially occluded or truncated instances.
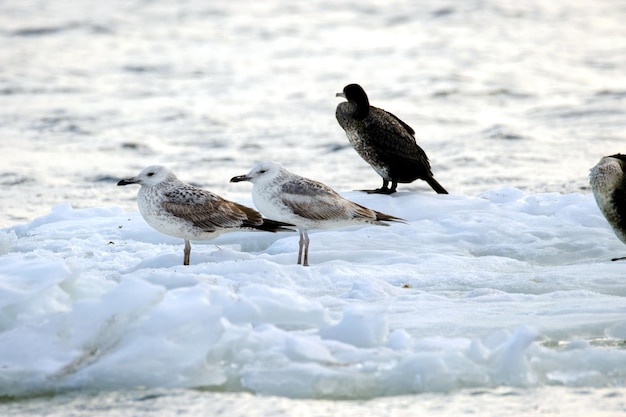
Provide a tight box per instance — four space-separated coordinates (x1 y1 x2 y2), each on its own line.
425 177 448 194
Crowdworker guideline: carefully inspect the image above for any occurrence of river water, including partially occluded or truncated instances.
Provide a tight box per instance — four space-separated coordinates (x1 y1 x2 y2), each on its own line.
2 0 625 228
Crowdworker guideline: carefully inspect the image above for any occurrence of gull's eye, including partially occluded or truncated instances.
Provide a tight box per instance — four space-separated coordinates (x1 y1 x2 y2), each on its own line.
147 172 155 177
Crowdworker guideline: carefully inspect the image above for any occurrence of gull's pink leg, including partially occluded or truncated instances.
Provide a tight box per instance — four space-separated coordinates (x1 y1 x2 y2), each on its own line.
302 230 310 267
184 239 191 266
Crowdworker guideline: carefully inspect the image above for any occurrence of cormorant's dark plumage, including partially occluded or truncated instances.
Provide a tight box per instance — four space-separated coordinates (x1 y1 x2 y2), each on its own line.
589 153 626 261
335 83 448 195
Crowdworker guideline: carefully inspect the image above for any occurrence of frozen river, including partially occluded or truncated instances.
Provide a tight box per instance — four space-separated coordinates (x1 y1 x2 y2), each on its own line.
1 0 625 415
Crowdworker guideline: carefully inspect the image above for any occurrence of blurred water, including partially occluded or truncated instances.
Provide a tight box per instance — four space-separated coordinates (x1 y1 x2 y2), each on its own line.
1 0 625 227
1 0 626 414
1 387 625 417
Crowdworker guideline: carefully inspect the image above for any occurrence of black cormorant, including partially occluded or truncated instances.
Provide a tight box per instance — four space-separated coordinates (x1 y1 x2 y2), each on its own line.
336 83 448 195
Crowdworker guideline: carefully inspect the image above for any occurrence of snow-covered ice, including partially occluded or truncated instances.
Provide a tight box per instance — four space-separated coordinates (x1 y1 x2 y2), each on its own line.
1 188 624 399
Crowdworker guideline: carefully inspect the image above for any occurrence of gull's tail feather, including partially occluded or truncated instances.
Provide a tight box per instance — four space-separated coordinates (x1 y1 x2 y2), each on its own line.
256 219 296 232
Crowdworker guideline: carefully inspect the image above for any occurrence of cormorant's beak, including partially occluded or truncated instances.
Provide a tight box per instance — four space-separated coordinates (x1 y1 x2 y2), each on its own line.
230 174 249 183
117 177 139 186
335 92 346 98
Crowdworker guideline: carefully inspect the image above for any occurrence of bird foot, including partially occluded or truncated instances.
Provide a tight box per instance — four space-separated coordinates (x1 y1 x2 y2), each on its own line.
361 188 396 195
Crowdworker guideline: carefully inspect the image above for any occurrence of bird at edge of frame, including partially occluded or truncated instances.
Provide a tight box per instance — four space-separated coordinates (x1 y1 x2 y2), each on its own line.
589 153 626 261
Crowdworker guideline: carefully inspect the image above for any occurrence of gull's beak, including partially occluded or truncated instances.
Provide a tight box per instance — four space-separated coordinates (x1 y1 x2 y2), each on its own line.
117 177 139 186
335 92 345 98
230 174 249 183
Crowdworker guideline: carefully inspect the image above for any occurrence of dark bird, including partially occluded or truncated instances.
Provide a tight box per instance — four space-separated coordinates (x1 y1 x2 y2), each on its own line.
117 165 293 266
335 83 448 195
589 154 626 261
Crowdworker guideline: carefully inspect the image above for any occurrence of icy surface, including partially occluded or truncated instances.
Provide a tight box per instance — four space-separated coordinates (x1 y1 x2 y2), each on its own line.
1 189 625 399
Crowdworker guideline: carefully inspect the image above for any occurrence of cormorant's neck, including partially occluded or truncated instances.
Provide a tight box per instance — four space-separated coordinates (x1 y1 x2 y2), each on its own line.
352 100 370 120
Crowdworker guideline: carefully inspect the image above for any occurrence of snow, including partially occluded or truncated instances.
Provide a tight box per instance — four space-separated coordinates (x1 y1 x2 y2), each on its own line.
0 188 625 399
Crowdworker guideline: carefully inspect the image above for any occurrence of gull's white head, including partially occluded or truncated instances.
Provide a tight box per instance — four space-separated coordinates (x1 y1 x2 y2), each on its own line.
230 161 285 185
117 165 176 187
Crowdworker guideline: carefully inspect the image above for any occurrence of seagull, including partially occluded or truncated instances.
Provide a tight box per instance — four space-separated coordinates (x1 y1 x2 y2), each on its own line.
117 165 293 265
230 161 405 266
589 154 626 261
335 83 448 195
